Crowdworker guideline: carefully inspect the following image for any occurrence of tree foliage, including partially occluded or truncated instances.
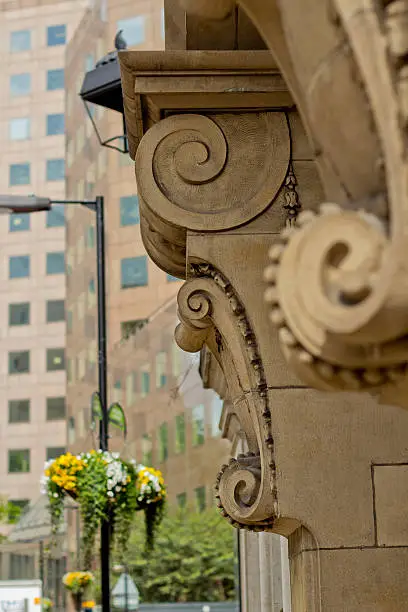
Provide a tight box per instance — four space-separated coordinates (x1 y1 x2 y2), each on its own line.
117 507 237 603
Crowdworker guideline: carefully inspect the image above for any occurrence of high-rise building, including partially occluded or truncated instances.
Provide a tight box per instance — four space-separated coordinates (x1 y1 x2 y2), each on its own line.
0 0 86 520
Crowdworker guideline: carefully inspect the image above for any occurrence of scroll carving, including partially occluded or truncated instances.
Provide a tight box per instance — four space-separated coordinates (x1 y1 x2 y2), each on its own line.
135 112 290 235
175 263 278 529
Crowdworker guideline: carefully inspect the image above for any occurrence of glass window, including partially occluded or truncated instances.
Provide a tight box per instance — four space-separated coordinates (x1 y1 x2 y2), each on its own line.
113 380 122 403
9 255 30 279
167 274 179 282
194 486 206 512
158 423 168 463
67 310 73 334
141 370 150 398
175 414 185 454
161 8 165 39
8 500 29 521
9 351 29 374
46 251 65 275
46 113 64 135
85 54 94 71
10 73 31 96
46 68 64 90
46 446 65 461
156 351 167 388
46 205 65 228
10 30 31 52
142 434 152 465
9 303 30 326
211 396 224 437
120 195 139 226
9 163 30 186
9 118 30 141
117 16 146 46
68 416 75 444
46 299 65 323
46 158 65 181
46 348 65 371
177 492 186 509
8 449 30 473
47 25 66 46
192 404 205 446
121 256 148 288
125 372 137 406
46 397 66 421
86 225 95 248
8 400 30 423
9 214 30 232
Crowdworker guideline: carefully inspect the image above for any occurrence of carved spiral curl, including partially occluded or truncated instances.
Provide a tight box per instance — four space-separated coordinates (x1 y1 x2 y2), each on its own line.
265 204 408 391
215 453 275 529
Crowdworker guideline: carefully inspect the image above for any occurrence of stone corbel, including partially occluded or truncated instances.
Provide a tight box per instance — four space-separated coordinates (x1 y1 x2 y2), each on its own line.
263 2 408 407
175 263 278 530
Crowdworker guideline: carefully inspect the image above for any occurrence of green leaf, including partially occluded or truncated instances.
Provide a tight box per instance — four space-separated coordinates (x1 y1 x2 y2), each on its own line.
91 391 103 422
108 402 127 437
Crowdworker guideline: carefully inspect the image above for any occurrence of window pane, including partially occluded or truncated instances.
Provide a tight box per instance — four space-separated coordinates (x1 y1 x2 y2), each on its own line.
46 113 64 135
156 351 167 388
8 500 29 522
121 256 148 288
211 396 224 436
158 423 168 463
46 158 65 181
46 252 65 274
9 163 30 186
85 54 94 71
68 416 75 444
9 351 30 374
46 205 65 228
46 397 66 420
46 446 65 460
8 449 30 473
47 68 64 90
10 73 31 96
9 213 30 232
9 118 30 140
177 492 186 509
142 434 152 465
9 303 30 326
192 404 205 446
9 256 30 279
10 30 31 52
167 274 179 282
46 348 65 371
8 400 30 423
117 16 145 46
86 225 95 248
46 299 65 322
120 195 139 226
47 25 66 46
175 414 185 454
194 486 206 512
141 370 150 397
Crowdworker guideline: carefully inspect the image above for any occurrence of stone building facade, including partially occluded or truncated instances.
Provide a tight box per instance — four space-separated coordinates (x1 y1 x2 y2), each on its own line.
118 1 408 610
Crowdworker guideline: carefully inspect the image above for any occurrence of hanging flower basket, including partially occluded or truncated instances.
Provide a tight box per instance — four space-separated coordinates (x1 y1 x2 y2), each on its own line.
41 451 166 568
63 572 94 611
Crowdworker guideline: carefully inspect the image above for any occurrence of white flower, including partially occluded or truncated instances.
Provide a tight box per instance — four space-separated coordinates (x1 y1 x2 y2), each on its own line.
116 486 121 492
53 493 59 498
107 491 114 497
112 452 120 459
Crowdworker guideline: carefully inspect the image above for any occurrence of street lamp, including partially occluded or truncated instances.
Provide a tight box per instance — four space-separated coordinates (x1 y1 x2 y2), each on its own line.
0 194 111 611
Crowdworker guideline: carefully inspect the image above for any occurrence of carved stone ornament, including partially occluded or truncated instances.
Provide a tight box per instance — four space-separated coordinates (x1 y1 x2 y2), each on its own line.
175 263 278 530
259 2 408 407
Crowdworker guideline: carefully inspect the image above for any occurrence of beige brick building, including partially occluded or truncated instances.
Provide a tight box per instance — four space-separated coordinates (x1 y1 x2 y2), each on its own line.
0 0 85 520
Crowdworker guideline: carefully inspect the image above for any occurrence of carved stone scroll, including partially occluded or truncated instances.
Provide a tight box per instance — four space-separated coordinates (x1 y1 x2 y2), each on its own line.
175 263 278 529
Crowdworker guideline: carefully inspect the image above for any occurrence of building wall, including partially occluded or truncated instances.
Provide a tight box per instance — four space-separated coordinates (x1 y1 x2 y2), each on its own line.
0 0 85 513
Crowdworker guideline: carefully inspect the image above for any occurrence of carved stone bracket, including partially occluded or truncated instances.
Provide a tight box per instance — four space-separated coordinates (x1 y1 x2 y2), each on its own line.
175 263 278 529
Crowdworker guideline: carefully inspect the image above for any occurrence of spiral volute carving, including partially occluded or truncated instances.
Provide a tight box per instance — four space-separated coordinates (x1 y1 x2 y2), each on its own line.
265 204 408 392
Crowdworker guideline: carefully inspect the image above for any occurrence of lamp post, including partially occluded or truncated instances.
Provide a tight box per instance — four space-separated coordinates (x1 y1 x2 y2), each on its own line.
0 194 111 612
